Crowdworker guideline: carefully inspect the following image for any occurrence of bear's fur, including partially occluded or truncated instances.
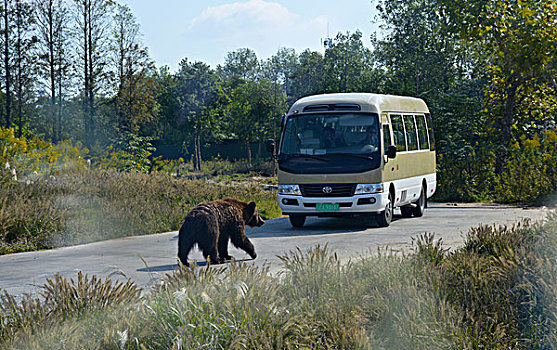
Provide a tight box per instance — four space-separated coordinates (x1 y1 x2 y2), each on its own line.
178 198 264 266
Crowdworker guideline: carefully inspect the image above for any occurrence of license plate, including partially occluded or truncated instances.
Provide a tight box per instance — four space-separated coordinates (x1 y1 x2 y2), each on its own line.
316 203 339 211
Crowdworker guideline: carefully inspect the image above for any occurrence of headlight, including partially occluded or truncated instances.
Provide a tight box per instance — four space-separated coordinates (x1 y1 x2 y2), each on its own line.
354 183 383 195
278 184 302 195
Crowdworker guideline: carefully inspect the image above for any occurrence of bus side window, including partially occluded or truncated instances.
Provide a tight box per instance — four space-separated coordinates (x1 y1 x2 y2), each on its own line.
415 115 429 150
426 114 435 151
390 115 406 152
382 124 391 155
403 115 418 151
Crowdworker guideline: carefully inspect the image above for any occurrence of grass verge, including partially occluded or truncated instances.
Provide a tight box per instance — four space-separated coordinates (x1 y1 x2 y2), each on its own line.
0 168 280 255
1 215 555 349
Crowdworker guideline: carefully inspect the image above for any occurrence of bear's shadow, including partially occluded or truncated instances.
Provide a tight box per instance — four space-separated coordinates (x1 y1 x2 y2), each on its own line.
136 258 254 272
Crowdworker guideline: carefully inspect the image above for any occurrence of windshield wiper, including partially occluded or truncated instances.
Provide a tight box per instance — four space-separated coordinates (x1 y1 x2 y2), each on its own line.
327 153 374 160
281 154 329 162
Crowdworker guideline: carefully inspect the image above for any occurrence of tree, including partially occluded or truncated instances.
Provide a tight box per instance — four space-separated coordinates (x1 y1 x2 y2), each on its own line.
219 47 259 86
73 0 112 148
374 0 463 98
437 0 557 173
261 48 295 151
175 59 222 170
0 0 13 128
228 79 276 167
35 0 70 141
323 31 373 93
289 49 325 100
154 65 179 142
12 0 36 137
110 4 157 134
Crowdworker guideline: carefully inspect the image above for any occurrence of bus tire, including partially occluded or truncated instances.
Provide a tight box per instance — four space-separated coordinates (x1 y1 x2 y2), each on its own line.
400 206 413 218
376 192 393 227
412 187 426 217
289 214 306 228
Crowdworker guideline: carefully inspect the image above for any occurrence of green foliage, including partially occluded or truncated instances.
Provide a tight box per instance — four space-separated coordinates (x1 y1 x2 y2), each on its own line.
98 131 157 172
495 131 557 204
436 130 557 204
437 0 557 171
416 218 557 349
322 31 375 93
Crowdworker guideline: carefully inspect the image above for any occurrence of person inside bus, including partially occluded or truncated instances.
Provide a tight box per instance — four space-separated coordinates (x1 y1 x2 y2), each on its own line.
323 126 345 149
361 125 379 152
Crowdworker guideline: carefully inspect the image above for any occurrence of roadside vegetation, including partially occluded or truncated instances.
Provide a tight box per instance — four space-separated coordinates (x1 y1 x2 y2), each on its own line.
0 0 556 346
0 128 279 255
1 216 555 349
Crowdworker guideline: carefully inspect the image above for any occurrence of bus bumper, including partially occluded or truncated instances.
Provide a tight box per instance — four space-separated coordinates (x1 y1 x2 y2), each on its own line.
279 193 390 216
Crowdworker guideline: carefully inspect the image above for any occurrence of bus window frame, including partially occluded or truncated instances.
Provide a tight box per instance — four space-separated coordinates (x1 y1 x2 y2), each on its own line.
389 114 407 152
388 112 431 154
415 114 430 150
403 114 419 152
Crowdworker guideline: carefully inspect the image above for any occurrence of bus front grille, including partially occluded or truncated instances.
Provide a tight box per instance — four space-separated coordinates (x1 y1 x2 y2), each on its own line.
300 184 356 197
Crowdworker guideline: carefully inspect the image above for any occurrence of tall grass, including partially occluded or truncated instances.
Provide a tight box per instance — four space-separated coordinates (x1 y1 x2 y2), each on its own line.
2 216 555 349
0 168 280 255
416 216 557 349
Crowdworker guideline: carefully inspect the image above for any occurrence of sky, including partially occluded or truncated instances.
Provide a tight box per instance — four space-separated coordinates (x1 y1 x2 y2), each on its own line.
119 0 379 71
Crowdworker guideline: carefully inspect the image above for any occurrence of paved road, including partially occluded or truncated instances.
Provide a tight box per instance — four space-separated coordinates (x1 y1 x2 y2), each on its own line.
0 203 549 296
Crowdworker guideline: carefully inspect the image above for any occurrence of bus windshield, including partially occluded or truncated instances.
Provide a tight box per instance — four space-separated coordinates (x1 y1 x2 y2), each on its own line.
281 113 380 156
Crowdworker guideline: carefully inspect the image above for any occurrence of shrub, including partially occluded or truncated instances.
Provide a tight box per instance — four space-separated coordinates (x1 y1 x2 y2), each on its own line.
435 130 557 205
416 216 557 349
0 127 88 178
0 272 141 348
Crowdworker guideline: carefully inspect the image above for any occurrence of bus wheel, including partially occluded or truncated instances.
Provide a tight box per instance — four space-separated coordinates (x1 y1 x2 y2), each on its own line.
412 187 426 217
289 214 306 228
376 192 393 227
400 206 413 218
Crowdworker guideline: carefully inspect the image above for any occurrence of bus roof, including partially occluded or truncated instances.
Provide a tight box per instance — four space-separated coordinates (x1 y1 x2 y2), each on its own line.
288 93 430 115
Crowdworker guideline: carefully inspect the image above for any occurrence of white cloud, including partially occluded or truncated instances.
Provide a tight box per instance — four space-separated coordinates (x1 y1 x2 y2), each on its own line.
185 0 327 65
190 0 325 29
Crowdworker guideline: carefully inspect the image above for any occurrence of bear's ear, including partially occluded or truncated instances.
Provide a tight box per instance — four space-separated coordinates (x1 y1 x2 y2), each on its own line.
247 201 256 215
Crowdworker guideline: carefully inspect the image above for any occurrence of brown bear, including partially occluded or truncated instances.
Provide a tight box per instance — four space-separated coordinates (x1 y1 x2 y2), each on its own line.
178 198 264 266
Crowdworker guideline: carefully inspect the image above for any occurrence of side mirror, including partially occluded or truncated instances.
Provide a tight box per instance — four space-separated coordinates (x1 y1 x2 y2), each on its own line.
266 139 275 154
386 145 397 159
281 113 287 126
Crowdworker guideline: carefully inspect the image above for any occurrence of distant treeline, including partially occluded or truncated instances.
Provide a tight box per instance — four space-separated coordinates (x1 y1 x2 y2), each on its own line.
0 0 556 201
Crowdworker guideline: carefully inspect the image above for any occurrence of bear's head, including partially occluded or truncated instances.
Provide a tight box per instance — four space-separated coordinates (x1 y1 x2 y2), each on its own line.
245 202 265 227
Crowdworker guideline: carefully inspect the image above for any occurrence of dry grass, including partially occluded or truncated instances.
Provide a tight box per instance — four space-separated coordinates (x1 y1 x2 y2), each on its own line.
0 168 280 254
1 216 555 349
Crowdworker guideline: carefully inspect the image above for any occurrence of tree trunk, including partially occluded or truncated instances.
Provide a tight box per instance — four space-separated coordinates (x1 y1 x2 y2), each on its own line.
56 18 63 141
495 79 519 174
343 47 348 92
272 80 277 177
82 0 90 142
15 0 21 137
245 139 252 168
191 136 197 171
48 0 56 140
87 0 95 145
196 134 202 171
58 70 62 140
256 139 262 161
192 133 202 171
3 0 10 128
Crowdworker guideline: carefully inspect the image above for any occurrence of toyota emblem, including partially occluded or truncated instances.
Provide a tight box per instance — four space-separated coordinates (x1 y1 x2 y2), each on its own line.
322 186 333 194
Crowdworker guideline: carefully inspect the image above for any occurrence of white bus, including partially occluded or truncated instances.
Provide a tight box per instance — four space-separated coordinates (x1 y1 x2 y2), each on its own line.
267 93 436 228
